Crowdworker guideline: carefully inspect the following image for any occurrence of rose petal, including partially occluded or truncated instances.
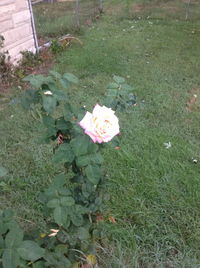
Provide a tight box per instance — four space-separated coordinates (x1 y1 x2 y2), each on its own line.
79 104 120 143
79 112 92 130
85 130 98 143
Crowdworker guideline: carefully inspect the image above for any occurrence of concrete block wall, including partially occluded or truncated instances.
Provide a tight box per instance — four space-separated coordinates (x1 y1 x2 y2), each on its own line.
0 0 37 64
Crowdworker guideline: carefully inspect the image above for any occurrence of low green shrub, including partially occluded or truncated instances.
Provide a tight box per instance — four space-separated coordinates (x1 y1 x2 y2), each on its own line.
0 71 135 268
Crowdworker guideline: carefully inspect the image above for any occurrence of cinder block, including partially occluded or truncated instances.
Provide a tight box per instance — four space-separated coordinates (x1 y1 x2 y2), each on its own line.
0 19 13 33
0 13 12 23
0 4 16 16
8 38 36 64
12 10 31 26
4 34 34 50
2 23 33 46
0 0 15 6
1 0 36 64
15 0 28 11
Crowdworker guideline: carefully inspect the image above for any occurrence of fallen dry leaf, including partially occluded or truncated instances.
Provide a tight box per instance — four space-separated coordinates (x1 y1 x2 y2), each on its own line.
108 216 117 224
96 214 104 223
186 94 197 112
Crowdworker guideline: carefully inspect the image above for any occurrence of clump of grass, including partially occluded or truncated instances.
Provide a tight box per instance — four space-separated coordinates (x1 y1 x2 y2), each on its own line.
33 0 100 40
33 2 76 39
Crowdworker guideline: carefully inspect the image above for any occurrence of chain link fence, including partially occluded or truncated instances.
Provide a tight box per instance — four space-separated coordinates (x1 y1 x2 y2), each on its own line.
123 0 200 21
32 0 103 45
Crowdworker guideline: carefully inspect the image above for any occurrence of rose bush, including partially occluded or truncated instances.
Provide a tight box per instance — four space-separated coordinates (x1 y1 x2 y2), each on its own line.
0 73 135 268
79 104 120 143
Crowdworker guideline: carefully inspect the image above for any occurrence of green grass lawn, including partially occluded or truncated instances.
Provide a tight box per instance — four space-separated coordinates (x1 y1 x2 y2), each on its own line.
1 0 200 266
33 0 99 41
33 1 76 40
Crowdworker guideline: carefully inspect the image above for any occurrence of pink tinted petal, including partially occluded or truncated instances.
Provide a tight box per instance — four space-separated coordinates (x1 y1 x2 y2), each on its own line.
79 112 92 130
80 105 120 143
95 136 104 144
85 130 98 143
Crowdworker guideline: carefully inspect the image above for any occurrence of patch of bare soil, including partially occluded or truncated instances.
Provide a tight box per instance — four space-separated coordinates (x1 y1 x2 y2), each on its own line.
132 0 200 16
186 88 200 112
132 4 145 13
29 49 54 76
182 0 199 4
106 3 124 16
0 49 54 96
132 1 180 14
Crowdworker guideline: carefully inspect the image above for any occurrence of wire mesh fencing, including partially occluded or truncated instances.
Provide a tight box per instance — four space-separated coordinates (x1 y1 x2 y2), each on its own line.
123 0 200 22
32 0 103 45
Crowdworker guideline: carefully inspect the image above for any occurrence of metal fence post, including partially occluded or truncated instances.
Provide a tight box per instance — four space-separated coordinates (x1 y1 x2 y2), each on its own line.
27 0 39 53
75 0 80 28
99 0 103 13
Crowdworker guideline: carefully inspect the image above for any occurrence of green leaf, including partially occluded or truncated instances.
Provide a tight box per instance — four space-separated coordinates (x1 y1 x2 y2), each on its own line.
55 244 68 255
95 197 102 207
54 90 68 101
5 227 24 248
113 75 125 84
76 152 103 167
23 74 53 89
91 153 103 165
56 117 70 131
59 78 70 89
44 251 58 265
76 155 90 167
43 115 56 137
2 248 20 268
88 142 98 153
53 206 62 225
47 198 60 208
63 103 73 121
107 82 119 89
52 144 75 164
77 227 90 240
59 188 71 196
85 165 101 185
44 174 67 200
60 196 75 207
56 255 71 268
3 209 14 220
0 167 8 177
70 213 83 227
63 73 79 84
49 70 62 80
46 127 57 138
0 211 12 235
20 89 40 110
42 95 57 114
75 205 89 215
0 234 4 246
0 235 5 256
104 96 114 107
43 115 55 128
53 206 69 226
52 174 66 188
121 83 133 92
33 261 45 268
17 240 45 262
107 89 118 97
71 135 90 157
